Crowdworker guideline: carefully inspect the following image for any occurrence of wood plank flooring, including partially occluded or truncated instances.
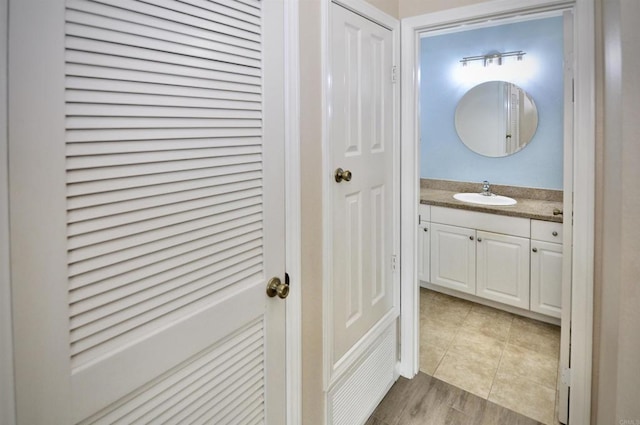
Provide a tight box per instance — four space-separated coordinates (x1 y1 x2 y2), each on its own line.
366 372 543 425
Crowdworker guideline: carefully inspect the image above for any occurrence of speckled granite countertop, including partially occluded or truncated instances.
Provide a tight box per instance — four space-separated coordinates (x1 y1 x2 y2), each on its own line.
420 180 564 223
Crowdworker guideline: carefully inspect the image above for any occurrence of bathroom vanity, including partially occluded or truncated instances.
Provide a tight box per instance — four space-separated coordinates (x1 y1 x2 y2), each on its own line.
418 180 564 321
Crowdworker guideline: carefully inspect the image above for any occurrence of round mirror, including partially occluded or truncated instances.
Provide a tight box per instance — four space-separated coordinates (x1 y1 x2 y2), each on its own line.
455 81 538 157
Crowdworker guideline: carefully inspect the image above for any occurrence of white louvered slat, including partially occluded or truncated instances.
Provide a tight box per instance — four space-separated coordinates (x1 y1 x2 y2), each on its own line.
67 178 261 223
68 193 262 247
69 256 263 341
70 263 262 366
66 90 261 110
66 103 261 118
66 50 260 86
78 319 265 425
69 255 263 347
67 0 260 49
66 77 261 102
66 138 262 157
66 146 261 170
66 10 261 60
144 0 261 31
64 0 267 373
67 172 261 217
129 351 263 424
68 204 262 264
183 373 263 424
68 214 262 278
68 227 262 300
212 385 264 425
66 63 261 94
127 337 262 423
67 163 261 197
66 127 262 143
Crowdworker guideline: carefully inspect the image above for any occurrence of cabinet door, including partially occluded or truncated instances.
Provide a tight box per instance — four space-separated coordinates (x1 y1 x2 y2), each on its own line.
418 223 430 286
430 223 476 294
530 240 563 318
476 231 530 309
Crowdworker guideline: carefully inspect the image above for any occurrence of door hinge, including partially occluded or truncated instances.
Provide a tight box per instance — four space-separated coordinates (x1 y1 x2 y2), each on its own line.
391 65 398 83
391 255 398 271
572 78 575 103
561 367 571 386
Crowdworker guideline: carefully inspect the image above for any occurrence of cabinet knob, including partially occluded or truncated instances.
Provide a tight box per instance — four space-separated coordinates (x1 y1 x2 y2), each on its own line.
532 247 538 253
423 228 428 232
552 231 558 237
477 237 482 242
469 236 474 241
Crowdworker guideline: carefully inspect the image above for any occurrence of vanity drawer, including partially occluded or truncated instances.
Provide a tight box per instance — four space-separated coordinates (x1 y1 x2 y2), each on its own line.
431 206 529 238
419 204 431 223
531 220 563 243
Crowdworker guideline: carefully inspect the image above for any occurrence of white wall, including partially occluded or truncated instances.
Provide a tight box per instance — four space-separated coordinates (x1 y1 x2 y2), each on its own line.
0 0 16 423
400 0 485 19
593 0 640 422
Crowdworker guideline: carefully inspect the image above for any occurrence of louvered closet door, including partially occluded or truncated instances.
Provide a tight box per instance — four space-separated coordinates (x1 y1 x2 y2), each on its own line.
8 0 286 424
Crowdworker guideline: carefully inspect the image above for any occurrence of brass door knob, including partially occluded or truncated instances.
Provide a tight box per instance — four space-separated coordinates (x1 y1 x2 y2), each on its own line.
266 277 289 299
334 168 352 183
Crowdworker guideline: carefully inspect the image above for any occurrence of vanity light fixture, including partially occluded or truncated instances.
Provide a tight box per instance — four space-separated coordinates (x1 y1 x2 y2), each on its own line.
460 50 526 67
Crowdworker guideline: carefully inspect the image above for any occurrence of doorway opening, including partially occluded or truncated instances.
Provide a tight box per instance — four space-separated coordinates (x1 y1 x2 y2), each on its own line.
403 2 593 422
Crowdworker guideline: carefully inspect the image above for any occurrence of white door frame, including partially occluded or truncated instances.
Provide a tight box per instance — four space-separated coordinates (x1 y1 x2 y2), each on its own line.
399 1 595 424
1 1 302 423
284 0 303 423
0 0 17 423
321 0 401 399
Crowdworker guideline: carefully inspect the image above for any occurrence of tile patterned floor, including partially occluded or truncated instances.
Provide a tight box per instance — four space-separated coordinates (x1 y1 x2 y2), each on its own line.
419 288 561 425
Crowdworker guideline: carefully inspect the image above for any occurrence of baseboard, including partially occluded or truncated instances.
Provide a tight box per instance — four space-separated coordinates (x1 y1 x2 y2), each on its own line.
421 282 561 326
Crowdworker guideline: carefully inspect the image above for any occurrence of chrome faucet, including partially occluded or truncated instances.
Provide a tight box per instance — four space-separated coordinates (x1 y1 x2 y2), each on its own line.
481 180 492 196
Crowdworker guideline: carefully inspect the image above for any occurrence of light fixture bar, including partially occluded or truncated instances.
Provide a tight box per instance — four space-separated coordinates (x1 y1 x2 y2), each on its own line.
460 50 526 67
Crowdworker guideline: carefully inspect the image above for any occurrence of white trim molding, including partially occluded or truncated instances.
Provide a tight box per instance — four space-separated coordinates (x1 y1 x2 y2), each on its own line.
284 0 302 424
399 1 595 423
1 0 16 423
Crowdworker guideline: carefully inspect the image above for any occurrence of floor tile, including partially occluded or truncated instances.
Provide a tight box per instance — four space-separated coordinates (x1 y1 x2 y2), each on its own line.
447 326 506 359
433 347 500 399
424 299 472 326
509 317 560 358
498 343 558 389
420 341 447 375
420 317 459 349
462 307 514 342
419 292 560 424
488 371 557 425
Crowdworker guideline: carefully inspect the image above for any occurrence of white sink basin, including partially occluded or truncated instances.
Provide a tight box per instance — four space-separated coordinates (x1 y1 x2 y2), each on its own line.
453 192 517 206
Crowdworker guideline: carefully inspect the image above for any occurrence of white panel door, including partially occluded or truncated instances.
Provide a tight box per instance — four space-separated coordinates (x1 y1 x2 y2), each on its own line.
429 223 476 295
330 3 396 363
476 230 530 309
531 240 563 318
8 0 287 423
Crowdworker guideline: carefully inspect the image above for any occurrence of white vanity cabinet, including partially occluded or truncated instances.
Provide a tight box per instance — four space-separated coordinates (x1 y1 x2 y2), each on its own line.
476 230 530 309
419 206 564 317
430 223 476 295
530 220 563 318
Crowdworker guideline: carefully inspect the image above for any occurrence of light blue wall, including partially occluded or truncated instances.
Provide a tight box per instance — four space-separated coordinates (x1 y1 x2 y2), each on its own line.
420 17 564 189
